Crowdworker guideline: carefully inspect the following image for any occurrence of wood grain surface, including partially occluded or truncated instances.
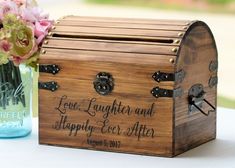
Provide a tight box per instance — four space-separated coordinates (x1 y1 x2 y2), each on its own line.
174 21 217 156
39 16 217 157
39 49 175 156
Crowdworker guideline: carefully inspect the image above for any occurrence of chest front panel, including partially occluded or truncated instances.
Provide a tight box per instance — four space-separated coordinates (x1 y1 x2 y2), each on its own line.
39 48 175 156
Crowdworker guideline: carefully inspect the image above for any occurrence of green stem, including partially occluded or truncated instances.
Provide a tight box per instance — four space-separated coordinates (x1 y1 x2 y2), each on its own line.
7 62 16 105
0 65 3 108
2 64 7 109
15 65 26 107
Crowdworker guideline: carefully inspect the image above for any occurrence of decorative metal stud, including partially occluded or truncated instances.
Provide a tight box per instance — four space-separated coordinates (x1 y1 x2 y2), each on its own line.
170 58 175 64
178 32 184 37
172 48 178 53
174 39 180 44
183 26 188 30
41 50 46 54
56 21 60 24
52 26 56 30
48 32 52 36
44 40 49 45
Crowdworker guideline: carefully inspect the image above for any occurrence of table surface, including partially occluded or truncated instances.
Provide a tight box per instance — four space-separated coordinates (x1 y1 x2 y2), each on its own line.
0 107 235 168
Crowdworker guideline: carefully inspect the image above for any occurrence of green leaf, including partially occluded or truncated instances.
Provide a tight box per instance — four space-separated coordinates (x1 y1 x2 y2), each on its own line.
0 51 9 65
25 51 39 71
2 14 22 31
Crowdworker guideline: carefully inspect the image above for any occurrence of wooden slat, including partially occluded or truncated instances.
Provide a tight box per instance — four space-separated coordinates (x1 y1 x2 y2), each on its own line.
43 38 179 55
46 36 180 47
52 25 185 39
48 32 182 45
62 16 191 26
57 20 189 31
40 48 177 64
39 48 175 86
39 76 174 100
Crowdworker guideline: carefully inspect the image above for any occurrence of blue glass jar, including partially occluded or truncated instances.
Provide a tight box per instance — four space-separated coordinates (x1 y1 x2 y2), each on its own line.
0 62 32 138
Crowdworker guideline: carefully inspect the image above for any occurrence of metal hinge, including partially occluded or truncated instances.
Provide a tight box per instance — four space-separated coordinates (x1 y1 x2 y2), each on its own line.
151 87 183 98
39 64 60 75
152 70 185 83
209 61 218 72
209 76 218 88
38 81 59 92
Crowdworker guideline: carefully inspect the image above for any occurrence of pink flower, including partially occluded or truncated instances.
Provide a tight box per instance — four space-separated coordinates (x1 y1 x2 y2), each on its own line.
0 0 52 67
0 40 12 53
34 19 53 44
12 0 26 6
0 0 19 20
21 7 49 22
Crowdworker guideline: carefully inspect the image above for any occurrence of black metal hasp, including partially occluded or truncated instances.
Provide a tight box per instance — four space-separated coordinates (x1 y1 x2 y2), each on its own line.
38 81 59 92
39 64 60 75
152 70 185 83
188 84 216 116
94 72 114 96
151 87 183 98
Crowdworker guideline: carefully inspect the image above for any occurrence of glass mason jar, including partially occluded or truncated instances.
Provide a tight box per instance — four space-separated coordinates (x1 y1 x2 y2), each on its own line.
0 62 33 138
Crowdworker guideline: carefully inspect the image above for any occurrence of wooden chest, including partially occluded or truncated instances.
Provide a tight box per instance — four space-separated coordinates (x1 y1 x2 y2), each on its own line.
38 16 218 157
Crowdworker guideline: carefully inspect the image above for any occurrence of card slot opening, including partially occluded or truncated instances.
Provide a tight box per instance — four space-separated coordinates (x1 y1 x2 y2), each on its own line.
52 34 174 44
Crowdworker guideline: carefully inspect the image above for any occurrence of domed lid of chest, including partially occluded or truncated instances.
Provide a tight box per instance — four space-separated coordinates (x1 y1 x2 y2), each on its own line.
42 16 195 57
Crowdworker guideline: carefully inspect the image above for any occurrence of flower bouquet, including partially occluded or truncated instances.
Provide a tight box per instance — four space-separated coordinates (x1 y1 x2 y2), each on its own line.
0 0 52 138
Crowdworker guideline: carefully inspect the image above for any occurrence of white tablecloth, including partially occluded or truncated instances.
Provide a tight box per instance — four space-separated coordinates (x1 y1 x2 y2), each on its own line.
0 107 235 168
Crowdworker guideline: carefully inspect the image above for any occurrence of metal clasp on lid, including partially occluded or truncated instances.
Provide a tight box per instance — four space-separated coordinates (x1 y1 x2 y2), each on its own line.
94 72 114 96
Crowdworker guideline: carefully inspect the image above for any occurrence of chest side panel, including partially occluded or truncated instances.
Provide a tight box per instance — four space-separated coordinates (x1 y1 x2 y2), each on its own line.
39 49 175 157
174 22 217 156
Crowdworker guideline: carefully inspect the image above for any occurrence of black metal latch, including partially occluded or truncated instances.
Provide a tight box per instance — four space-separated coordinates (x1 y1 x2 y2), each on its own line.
38 81 59 92
152 70 185 83
39 64 60 75
151 87 183 98
188 84 216 116
94 72 114 96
